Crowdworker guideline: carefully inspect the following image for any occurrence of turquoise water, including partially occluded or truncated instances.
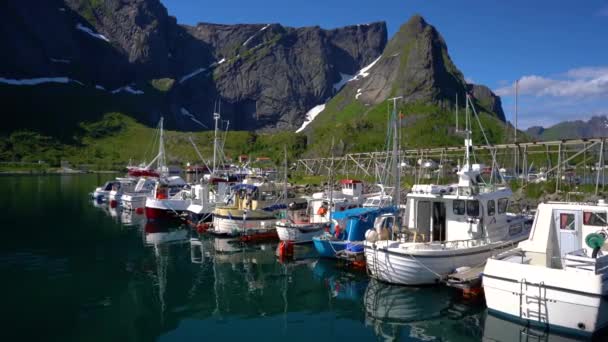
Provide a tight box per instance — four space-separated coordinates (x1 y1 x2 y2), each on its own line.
0 174 598 341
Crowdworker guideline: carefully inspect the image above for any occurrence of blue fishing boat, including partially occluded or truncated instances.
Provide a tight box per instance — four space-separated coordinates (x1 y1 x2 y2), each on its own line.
313 206 395 258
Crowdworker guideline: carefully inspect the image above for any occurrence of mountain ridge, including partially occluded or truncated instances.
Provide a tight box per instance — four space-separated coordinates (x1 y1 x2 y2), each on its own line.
1 0 388 133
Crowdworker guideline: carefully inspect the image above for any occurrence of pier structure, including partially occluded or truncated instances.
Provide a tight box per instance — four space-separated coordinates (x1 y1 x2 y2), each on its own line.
295 138 607 194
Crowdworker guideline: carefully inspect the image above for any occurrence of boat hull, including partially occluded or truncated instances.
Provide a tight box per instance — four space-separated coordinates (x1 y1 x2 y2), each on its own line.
312 238 350 258
364 240 524 285
211 214 276 237
483 258 608 336
121 194 147 210
144 198 190 220
276 222 325 243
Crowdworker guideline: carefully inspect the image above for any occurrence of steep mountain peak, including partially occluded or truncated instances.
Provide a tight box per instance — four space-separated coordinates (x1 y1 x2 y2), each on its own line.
338 14 467 108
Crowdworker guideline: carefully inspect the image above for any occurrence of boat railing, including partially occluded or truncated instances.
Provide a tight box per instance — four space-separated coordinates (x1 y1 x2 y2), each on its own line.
563 250 608 275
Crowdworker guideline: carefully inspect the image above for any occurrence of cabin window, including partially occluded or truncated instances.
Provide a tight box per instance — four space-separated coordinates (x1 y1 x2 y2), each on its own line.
497 198 509 214
453 200 465 215
487 200 495 216
467 200 480 217
560 213 575 230
383 217 394 229
583 212 607 226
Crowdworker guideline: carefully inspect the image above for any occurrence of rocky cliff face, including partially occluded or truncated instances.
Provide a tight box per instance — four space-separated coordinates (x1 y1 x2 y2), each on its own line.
468 84 506 121
0 0 387 132
308 15 506 129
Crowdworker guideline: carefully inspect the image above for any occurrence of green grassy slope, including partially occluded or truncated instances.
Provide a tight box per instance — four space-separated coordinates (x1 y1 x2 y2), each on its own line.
306 95 510 157
0 113 307 170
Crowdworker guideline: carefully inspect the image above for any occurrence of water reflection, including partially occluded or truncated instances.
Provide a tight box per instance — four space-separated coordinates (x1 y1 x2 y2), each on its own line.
364 279 484 341
482 312 588 342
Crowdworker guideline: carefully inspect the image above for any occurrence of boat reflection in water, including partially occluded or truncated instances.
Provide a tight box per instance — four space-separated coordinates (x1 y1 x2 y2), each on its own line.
482 312 592 342
364 279 484 341
311 259 368 301
91 199 147 228
120 208 146 228
144 222 190 248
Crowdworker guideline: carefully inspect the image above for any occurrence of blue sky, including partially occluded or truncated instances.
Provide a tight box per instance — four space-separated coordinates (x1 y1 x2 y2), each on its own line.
161 0 608 129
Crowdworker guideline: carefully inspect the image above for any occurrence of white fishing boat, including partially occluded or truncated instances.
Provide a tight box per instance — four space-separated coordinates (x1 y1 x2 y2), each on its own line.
483 201 608 337
308 179 367 223
364 94 532 285
144 177 191 220
107 177 137 206
210 176 286 238
186 109 235 223
276 198 327 243
120 177 158 210
92 179 121 201
186 180 232 222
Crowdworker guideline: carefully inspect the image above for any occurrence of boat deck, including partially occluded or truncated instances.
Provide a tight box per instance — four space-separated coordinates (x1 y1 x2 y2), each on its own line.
445 264 486 290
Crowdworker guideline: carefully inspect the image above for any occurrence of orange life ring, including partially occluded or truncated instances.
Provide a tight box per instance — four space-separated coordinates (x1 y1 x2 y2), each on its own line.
317 207 327 216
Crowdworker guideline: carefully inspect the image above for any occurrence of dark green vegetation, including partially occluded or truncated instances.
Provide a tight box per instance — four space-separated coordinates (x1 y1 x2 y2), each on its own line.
0 112 307 170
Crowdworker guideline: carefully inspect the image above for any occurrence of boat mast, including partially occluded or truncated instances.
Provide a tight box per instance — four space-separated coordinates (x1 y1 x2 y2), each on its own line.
159 116 166 174
464 95 472 169
212 102 220 176
283 145 288 201
389 96 402 207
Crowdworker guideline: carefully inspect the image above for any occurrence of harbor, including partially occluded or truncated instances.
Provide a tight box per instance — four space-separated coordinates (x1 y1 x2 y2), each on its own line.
3 1 608 341
2 99 607 341
2 172 606 341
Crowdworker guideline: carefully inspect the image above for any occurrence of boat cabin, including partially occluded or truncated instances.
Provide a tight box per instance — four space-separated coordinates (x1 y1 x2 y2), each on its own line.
518 201 608 269
228 183 282 211
151 176 187 199
339 179 364 197
403 166 525 243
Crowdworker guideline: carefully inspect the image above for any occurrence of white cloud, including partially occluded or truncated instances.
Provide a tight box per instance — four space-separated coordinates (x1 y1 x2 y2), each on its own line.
465 77 475 84
495 66 608 98
597 5 608 17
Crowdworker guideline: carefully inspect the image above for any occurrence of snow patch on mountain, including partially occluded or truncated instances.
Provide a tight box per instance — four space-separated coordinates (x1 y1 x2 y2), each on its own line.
296 104 326 133
0 77 73 85
349 56 381 82
180 108 208 128
243 24 271 47
111 85 144 95
76 23 110 43
333 73 352 92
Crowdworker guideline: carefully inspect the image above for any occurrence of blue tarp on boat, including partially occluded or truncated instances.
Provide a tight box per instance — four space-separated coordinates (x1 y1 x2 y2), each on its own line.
313 205 396 258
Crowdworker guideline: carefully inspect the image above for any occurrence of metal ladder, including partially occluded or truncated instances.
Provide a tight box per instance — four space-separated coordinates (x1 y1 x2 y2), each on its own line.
519 278 548 325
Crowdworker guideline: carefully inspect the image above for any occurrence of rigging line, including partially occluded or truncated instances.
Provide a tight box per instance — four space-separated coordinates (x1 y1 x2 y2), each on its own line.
469 95 500 185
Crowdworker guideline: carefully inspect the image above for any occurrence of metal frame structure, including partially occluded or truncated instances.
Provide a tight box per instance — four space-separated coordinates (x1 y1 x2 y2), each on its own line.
296 138 607 194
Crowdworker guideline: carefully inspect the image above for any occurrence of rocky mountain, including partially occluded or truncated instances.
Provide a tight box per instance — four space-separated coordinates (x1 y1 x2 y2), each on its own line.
526 116 608 141
0 0 387 135
303 15 508 155
305 15 505 131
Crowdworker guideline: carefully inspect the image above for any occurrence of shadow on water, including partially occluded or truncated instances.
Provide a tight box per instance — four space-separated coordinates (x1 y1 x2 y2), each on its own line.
2 174 606 341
